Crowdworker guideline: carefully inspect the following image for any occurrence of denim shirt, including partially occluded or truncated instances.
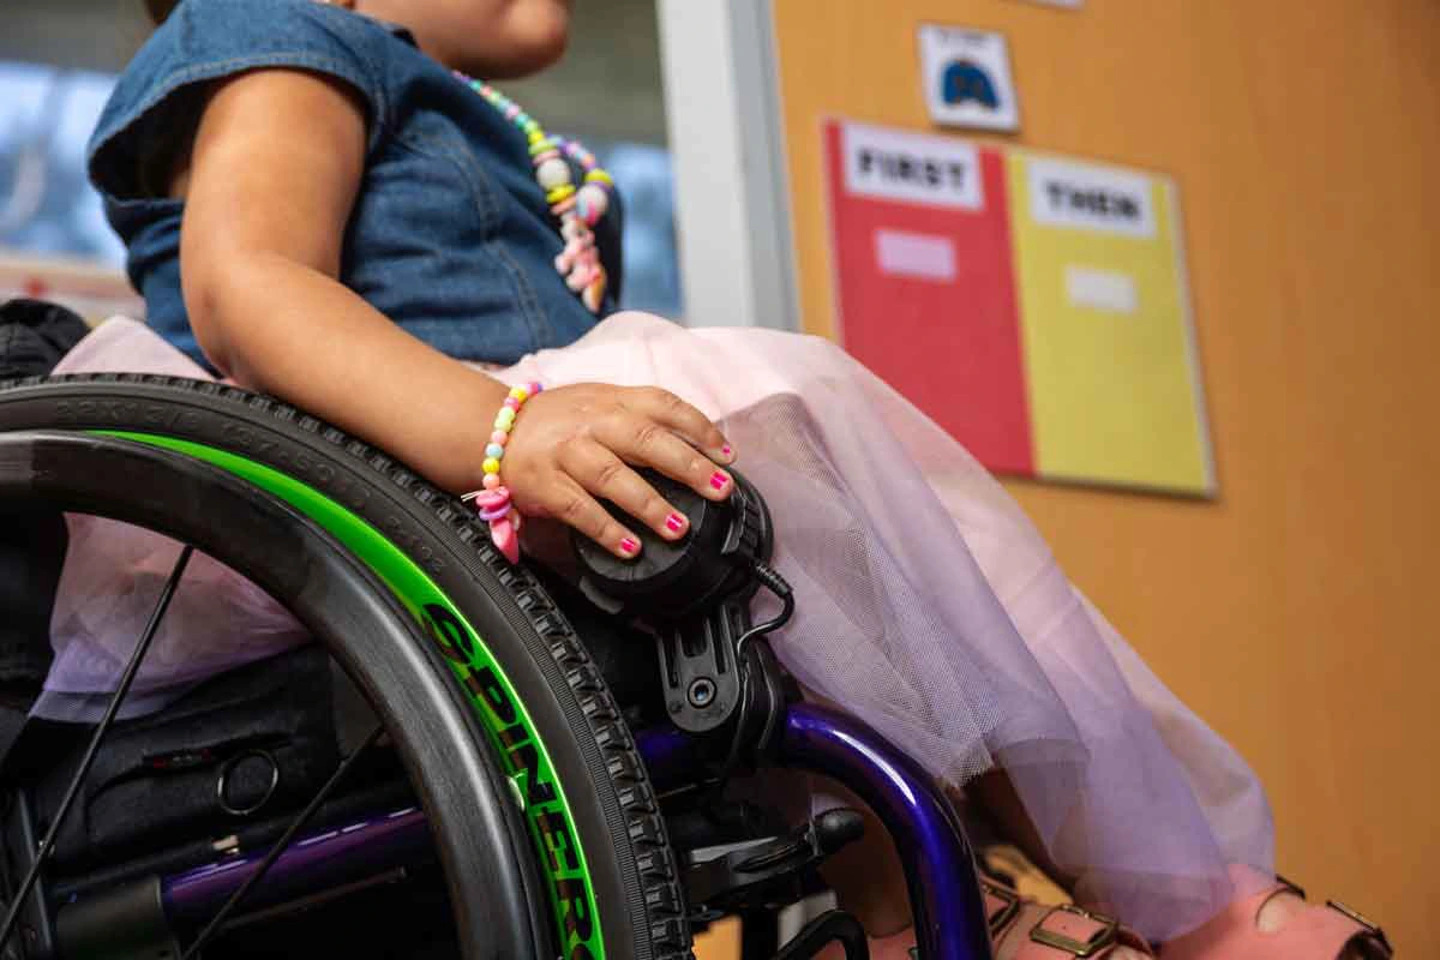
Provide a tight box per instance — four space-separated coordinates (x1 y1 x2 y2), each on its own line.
87 0 620 367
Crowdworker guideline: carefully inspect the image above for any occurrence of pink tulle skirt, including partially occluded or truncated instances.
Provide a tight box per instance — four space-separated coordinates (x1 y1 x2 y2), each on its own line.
41 314 1273 939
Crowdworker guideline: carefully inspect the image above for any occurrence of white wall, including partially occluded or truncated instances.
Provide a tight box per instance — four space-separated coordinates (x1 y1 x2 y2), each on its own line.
657 0 797 329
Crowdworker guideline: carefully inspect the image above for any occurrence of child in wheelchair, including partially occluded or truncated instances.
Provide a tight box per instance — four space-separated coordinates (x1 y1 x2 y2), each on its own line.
6 0 1391 956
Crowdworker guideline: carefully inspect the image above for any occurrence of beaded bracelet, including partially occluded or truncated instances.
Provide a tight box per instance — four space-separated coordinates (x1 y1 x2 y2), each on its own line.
463 382 542 564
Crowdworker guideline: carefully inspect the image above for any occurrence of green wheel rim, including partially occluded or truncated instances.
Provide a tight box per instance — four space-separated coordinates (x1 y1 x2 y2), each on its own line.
98 430 606 959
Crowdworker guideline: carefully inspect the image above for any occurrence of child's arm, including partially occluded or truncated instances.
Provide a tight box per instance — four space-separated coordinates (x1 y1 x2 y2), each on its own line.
177 69 733 558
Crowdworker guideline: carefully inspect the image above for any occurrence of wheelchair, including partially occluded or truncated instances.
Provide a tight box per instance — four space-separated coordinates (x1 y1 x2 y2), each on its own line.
0 363 1005 959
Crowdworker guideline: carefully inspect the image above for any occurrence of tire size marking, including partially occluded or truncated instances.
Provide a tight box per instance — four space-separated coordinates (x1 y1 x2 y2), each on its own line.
421 600 598 957
95 430 606 960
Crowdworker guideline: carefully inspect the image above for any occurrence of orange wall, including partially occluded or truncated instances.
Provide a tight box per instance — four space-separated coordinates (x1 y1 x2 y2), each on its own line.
772 0 1439 951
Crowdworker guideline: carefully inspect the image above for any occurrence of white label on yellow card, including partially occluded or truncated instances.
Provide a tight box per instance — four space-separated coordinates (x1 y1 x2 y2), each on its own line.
1028 157 1156 237
1064 265 1138 314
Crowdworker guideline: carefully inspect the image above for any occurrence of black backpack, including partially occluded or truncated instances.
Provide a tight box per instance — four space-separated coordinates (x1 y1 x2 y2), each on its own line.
0 298 89 710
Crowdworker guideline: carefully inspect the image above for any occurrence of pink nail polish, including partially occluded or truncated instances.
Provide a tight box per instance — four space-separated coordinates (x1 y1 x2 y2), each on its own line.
619 537 639 555
710 471 730 491
666 512 686 533
721 445 733 459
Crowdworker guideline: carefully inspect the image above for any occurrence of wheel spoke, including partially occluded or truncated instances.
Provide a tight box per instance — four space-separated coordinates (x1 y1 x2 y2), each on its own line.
179 722 385 960
0 544 195 952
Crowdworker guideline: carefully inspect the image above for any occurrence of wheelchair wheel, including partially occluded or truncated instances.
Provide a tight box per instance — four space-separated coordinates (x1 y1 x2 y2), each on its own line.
0 374 690 960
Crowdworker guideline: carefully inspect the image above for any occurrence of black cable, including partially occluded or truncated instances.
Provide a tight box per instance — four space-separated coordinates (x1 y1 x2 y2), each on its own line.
0 545 194 954
178 722 386 960
702 560 793 811
735 560 795 654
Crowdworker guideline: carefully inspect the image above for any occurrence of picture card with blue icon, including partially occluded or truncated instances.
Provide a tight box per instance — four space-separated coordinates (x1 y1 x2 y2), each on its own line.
917 24 1020 133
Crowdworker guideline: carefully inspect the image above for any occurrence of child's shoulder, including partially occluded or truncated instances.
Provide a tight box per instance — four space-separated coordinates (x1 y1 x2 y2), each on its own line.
117 0 395 96
90 0 402 201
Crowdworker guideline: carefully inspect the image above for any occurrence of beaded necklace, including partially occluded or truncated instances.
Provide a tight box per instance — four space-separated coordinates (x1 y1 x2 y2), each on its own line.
456 74 616 314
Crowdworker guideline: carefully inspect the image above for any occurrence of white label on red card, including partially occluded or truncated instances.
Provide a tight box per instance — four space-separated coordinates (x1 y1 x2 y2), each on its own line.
875 229 959 282
842 122 983 210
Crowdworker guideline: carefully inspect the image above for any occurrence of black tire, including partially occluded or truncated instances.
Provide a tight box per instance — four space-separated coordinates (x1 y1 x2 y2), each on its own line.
0 374 690 960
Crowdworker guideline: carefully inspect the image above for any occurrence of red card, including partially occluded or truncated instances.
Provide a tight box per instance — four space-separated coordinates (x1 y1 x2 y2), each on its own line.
825 120 1033 475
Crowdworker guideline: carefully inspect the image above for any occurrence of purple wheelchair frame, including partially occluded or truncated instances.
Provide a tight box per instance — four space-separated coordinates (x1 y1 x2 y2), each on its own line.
160 702 995 959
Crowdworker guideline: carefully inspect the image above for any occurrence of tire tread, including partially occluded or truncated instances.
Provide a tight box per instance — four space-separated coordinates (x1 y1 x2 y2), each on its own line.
0 373 692 959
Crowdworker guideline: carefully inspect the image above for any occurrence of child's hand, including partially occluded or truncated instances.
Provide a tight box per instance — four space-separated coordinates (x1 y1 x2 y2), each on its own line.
500 383 735 559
